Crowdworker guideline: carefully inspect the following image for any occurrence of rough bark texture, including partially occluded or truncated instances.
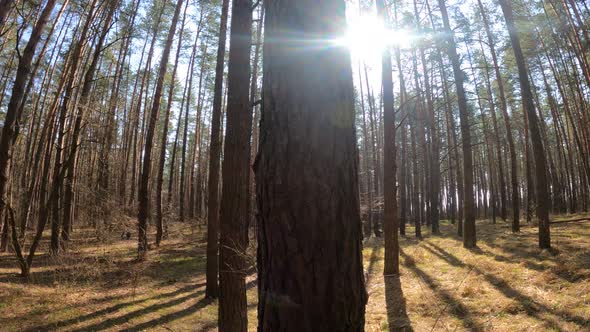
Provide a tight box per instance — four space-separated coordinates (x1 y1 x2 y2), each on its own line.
255 0 367 330
218 0 252 330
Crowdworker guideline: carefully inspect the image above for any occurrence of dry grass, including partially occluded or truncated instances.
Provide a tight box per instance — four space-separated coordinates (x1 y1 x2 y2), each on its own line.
364 217 590 332
0 215 589 331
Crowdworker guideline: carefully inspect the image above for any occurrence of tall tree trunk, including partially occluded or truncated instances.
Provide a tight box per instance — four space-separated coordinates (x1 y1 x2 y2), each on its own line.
499 0 551 249
138 0 184 259
478 0 519 231
168 59 191 208
50 7 96 253
0 0 58 265
247 5 264 232
477 33 505 224
438 0 476 248
393 0 407 236
410 104 422 239
205 0 230 299
358 64 372 238
218 0 252 329
62 0 117 249
179 22 200 223
255 0 367 329
155 0 189 246
97 0 139 209
465 43 497 224
376 0 399 276
364 64 381 237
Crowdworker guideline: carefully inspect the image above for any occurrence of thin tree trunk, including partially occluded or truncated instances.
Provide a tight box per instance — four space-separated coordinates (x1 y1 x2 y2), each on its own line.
205 0 230 299
155 0 189 246
376 0 399 276
179 36 199 222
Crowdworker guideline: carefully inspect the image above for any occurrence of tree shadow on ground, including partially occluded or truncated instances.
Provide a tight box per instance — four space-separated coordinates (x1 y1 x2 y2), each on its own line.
399 248 485 331
68 288 208 332
23 282 206 331
423 242 590 330
124 296 214 332
365 244 380 285
385 275 412 332
124 277 257 331
0 240 207 287
475 246 548 272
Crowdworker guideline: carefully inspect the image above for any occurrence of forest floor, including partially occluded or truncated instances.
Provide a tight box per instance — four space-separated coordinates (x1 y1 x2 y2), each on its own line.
0 216 589 331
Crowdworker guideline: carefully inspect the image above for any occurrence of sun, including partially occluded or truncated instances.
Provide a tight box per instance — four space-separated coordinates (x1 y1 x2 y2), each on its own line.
341 14 413 61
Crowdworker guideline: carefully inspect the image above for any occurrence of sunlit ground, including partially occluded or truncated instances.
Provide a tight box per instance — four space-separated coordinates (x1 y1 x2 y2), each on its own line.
1 216 588 331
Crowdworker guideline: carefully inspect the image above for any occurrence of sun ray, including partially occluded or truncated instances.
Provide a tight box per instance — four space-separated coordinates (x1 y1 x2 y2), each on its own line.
341 14 414 62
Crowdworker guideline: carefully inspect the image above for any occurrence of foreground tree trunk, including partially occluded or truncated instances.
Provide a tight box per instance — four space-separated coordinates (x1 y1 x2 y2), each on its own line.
137 0 184 259
205 0 230 299
218 1 252 330
255 0 367 329
499 0 551 249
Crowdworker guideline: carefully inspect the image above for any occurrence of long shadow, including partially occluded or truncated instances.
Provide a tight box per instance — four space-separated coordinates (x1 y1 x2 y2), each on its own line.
424 242 590 329
0 254 117 285
125 297 213 331
475 246 548 272
24 282 205 332
365 245 380 285
69 288 207 332
122 277 257 331
0 249 206 287
384 275 412 332
399 249 484 331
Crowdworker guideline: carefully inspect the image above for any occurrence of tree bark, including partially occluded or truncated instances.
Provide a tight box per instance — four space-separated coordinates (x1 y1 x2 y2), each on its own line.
255 1 367 329
218 0 252 330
